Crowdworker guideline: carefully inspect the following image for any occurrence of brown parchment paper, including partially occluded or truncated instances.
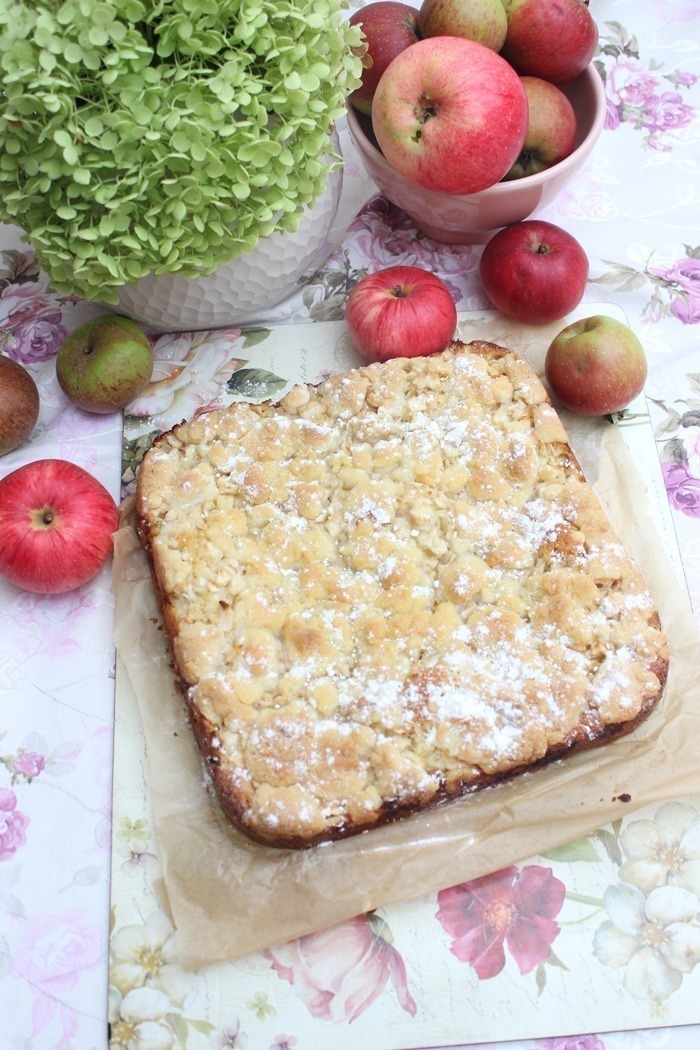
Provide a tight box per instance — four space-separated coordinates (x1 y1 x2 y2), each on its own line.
112 330 700 971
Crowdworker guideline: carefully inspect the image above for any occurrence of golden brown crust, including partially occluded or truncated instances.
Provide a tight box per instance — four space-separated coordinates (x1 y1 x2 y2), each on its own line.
136 341 669 849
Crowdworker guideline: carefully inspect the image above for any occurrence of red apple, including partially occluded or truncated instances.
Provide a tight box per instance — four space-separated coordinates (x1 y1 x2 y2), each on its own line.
348 2 421 116
0 458 119 594
545 315 648 416
503 77 577 180
345 265 458 363
501 0 598 83
419 0 507 52
479 220 589 324
0 355 40 456
56 315 154 414
371 36 528 194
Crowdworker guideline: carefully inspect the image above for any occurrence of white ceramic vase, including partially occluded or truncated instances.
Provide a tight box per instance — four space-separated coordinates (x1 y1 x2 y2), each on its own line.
112 134 344 332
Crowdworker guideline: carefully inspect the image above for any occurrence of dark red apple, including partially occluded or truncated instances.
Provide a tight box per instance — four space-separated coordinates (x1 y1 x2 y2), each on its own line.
345 265 458 363
348 2 421 116
545 315 648 416
501 0 599 83
503 76 577 180
479 220 589 324
0 458 119 594
0 355 40 456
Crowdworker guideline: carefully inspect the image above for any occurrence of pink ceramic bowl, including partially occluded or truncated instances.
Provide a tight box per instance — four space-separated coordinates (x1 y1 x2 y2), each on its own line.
346 64 606 244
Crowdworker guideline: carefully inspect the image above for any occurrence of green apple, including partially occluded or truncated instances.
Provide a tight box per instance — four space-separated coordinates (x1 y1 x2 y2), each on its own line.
0 355 40 455
503 76 577 180
419 0 507 51
56 315 153 414
544 315 648 416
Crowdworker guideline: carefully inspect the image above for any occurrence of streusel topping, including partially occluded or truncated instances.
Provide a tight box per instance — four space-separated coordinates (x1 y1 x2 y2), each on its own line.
137 342 668 846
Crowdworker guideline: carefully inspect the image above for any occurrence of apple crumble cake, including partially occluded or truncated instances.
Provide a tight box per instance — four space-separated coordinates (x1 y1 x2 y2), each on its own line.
135 341 669 849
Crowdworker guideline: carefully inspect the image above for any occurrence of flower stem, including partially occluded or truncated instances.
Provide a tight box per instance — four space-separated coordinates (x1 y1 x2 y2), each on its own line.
565 891 605 907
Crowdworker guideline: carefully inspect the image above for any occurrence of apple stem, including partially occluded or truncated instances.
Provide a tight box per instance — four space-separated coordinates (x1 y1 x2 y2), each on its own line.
42 510 54 525
412 95 439 142
392 284 409 298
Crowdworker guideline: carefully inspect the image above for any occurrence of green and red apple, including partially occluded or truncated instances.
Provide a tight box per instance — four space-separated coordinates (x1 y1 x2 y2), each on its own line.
503 76 578 180
545 315 648 416
56 315 154 414
371 36 528 195
0 355 40 456
348 1 421 115
501 0 599 83
418 0 507 52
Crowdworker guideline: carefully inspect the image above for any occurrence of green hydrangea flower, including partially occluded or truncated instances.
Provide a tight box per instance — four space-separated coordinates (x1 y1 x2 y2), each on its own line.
0 0 364 303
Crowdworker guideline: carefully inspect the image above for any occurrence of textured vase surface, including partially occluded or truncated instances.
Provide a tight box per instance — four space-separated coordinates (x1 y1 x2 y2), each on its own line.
113 145 343 332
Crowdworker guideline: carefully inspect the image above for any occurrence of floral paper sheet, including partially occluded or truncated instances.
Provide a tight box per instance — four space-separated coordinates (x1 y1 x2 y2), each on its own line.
110 308 700 1050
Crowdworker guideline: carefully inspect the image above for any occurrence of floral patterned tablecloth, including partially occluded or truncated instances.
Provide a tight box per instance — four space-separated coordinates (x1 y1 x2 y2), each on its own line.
1 1 700 1047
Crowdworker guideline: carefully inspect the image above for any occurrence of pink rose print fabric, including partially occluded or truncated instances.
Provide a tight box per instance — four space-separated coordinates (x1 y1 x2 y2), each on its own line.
1 745 47 787
0 283 68 362
4 307 68 362
10 909 103 1046
651 0 700 20
347 195 478 304
648 255 700 325
265 913 417 1022
536 1038 606 1050
604 62 695 148
662 460 700 518
597 245 700 328
436 864 566 979
597 24 697 151
12 752 45 779
654 404 700 519
0 788 29 861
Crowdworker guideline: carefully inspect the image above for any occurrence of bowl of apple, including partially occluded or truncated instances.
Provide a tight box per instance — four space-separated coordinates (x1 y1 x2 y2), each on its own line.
346 0 606 244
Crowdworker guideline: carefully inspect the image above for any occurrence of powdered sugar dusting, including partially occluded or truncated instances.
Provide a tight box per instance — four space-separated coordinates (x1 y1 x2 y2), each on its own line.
141 343 668 844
